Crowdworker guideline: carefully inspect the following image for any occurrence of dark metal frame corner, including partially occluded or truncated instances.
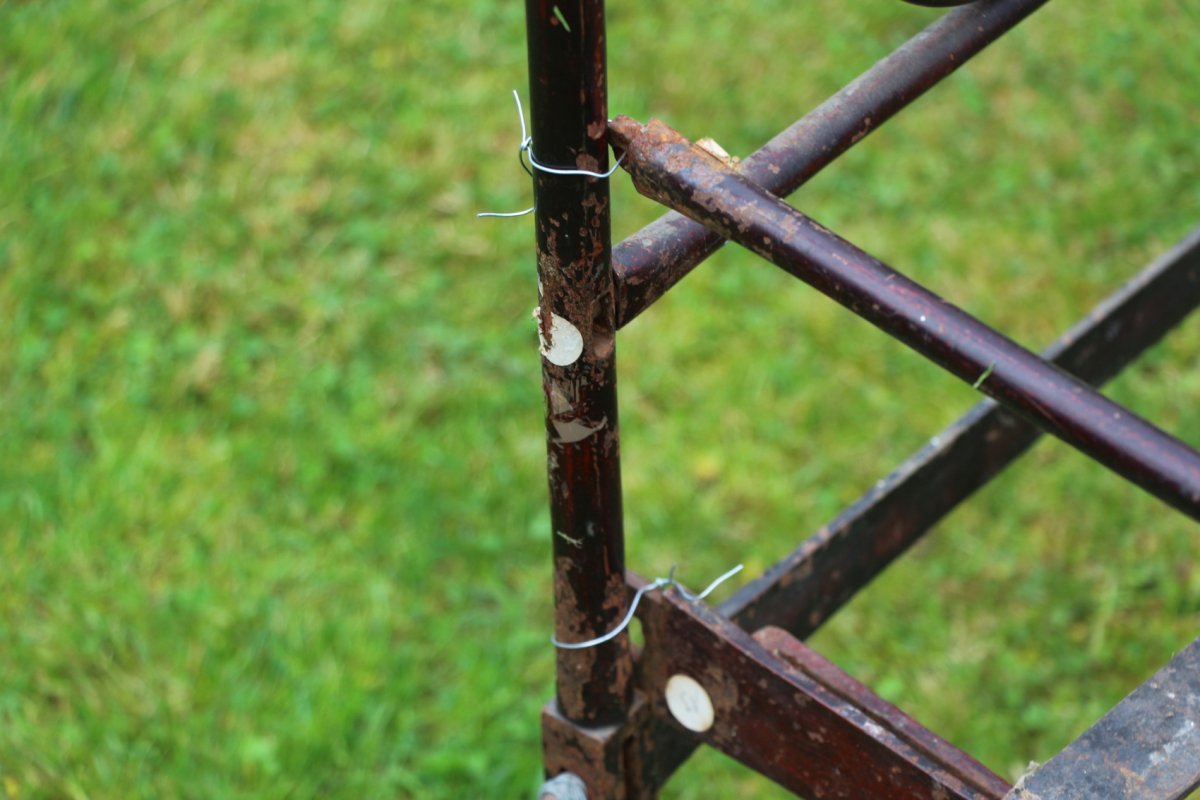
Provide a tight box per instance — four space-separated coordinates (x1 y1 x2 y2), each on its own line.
525 2 1200 798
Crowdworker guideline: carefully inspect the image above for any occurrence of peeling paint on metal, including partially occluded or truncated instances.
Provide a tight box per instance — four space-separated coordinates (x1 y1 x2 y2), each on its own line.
539 312 585 366
552 415 608 444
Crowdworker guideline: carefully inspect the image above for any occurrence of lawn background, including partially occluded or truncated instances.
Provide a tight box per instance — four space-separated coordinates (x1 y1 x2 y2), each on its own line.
2 1 1199 798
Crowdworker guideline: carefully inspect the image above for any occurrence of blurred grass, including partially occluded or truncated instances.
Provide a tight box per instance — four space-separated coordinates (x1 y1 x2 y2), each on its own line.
1 0 1198 797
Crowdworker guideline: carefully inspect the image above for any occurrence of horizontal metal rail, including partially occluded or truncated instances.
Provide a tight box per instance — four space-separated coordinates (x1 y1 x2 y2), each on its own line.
613 0 1050 328
727 226 1200 636
610 116 1200 521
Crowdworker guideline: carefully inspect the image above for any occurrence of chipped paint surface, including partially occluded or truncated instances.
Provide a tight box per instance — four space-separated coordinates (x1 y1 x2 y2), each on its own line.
551 415 607 444
1003 639 1200 799
1148 718 1197 765
538 312 584 366
526 0 629 732
695 136 738 168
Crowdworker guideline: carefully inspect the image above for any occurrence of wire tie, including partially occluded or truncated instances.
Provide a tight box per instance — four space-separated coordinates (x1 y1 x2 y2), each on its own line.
477 89 621 218
551 564 744 650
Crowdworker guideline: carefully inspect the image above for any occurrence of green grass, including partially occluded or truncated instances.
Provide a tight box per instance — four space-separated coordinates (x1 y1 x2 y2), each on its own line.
1 0 1199 797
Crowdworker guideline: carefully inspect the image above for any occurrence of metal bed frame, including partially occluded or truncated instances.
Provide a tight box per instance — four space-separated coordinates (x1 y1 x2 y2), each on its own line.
523 2 1200 797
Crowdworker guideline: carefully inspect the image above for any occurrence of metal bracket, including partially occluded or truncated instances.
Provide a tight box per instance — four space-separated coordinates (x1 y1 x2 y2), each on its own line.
541 692 654 800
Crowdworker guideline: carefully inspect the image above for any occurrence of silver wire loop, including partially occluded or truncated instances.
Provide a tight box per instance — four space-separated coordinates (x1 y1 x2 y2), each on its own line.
551 564 744 650
477 207 535 218
477 90 621 218
526 147 624 179
514 88 622 178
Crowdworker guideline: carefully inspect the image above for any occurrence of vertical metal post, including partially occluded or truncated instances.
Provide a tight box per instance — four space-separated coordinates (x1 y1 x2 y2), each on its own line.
525 0 630 726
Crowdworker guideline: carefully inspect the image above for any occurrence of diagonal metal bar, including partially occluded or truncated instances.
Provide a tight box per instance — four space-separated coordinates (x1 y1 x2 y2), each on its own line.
609 115 1200 520
726 226 1200 636
634 227 1200 793
1005 637 1200 800
613 0 1051 328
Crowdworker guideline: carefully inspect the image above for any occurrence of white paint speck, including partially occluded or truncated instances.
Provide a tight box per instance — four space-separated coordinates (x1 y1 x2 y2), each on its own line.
538 313 584 366
551 416 607 444
665 674 714 732
919 315 927 323
1150 718 1197 765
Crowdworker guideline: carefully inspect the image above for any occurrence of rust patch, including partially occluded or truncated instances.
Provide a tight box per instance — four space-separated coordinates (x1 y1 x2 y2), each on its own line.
538 227 560 347
575 151 601 173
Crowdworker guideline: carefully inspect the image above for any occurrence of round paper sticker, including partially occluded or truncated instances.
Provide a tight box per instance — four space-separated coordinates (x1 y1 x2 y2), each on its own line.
665 673 714 732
